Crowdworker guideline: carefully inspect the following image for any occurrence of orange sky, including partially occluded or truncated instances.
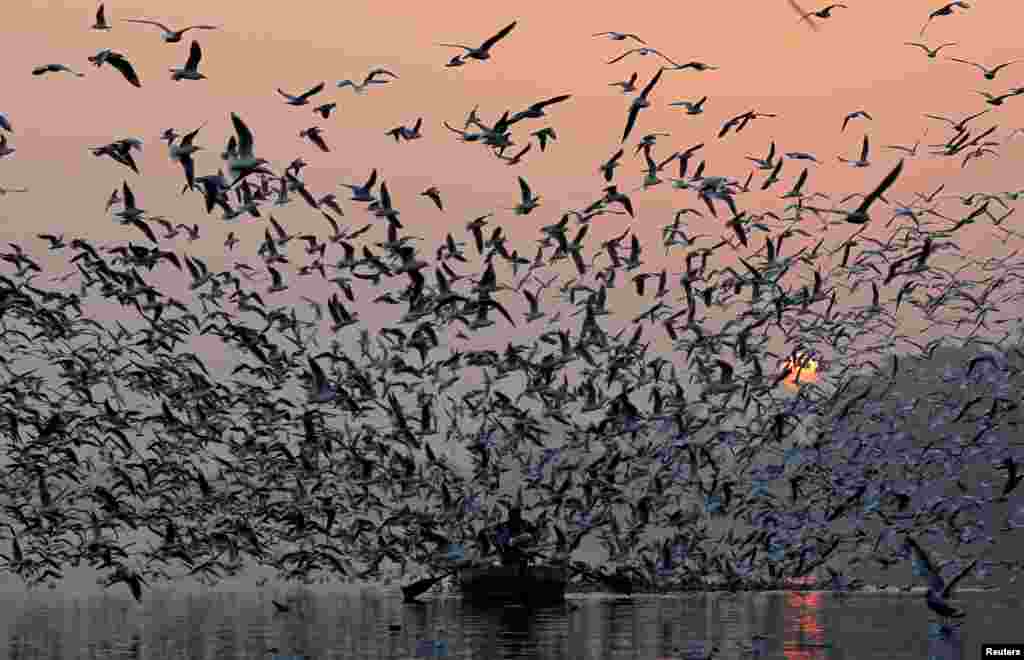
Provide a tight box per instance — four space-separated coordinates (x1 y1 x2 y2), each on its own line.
1 0 1023 595
3 0 1022 268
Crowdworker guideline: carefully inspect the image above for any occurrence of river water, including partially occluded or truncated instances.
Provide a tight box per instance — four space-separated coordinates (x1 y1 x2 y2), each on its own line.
0 587 1016 659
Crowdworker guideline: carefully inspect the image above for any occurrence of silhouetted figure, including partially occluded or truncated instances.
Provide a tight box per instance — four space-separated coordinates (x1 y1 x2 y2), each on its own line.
495 506 536 572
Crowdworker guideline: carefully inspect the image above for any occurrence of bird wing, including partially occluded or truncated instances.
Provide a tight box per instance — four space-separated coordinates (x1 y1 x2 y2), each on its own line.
606 49 639 65
364 168 378 191
536 94 571 109
299 82 325 100
185 40 202 70
518 176 532 202
122 181 135 209
861 134 870 161
941 559 977 599
853 159 903 218
130 218 157 243
639 68 664 99
479 21 517 51
108 54 141 87
308 356 326 390
948 57 983 70
231 113 254 156
622 105 641 143
123 18 171 31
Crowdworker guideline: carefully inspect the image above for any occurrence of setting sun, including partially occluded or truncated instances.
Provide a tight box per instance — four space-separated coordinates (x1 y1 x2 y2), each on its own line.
781 354 820 389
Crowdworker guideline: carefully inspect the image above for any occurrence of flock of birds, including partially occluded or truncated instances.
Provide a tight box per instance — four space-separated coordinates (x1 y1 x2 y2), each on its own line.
2 3 1024 655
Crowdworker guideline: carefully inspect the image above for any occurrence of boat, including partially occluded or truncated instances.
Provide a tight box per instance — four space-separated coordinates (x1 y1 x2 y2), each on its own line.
458 563 568 605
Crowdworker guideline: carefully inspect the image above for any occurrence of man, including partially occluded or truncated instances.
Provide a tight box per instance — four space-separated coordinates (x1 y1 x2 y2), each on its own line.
494 506 536 572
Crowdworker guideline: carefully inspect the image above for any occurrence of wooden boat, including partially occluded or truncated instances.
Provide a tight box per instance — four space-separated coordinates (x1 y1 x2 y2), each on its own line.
458 563 567 604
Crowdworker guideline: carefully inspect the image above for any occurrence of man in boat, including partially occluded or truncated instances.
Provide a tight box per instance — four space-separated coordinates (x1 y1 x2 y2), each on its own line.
494 506 537 573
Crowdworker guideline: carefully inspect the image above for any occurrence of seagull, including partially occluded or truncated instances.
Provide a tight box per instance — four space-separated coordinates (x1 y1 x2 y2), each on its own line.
746 141 777 170
368 180 401 227
531 127 556 151
947 57 1024 80
0 114 10 132
0 187 28 195
622 68 664 143
904 537 976 620
387 118 423 142
114 180 144 222
924 108 990 132
609 72 639 93
599 148 625 182
87 49 141 87
921 2 970 37
798 4 848 21
592 31 646 44
606 47 679 66
336 68 399 93
226 113 272 188
307 357 336 403
0 135 15 159
904 42 958 58
92 3 111 30
522 288 546 322
780 167 809 199
496 143 531 165
832 159 904 224
341 169 377 202
300 127 330 153
438 21 517 62
661 61 718 72
32 64 84 77
170 41 205 81
669 96 707 115
511 176 540 215
507 95 572 124
121 18 218 43
838 135 871 167
842 110 872 132
313 103 337 119
789 0 821 31
421 187 444 211
278 82 325 106
976 89 1023 106
169 123 205 191
785 151 820 163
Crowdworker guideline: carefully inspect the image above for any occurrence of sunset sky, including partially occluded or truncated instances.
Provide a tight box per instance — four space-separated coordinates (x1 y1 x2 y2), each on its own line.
2 0 1023 597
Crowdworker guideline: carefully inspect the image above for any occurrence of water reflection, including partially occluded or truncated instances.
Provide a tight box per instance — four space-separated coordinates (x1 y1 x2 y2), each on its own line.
0 589 1015 659
783 590 826 660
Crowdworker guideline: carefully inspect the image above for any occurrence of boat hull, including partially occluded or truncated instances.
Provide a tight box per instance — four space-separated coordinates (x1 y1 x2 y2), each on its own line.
458 564 567 604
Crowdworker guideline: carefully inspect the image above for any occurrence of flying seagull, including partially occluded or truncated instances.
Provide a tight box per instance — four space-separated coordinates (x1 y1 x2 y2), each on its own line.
592 31 646 44
946 57 1023 80
122 18 218 42
88 49 141 87
170 41 205 81
92 3 111 30
277 82 325 106
32 64 84 77
438 21 517 62
622 68 664 143
798 4 848 21
300 126 330 153
837 159 904 223
904 42 958 58
920 2 970 37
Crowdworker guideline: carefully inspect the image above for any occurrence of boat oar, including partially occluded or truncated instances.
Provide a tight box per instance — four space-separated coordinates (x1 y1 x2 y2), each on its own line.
401 569 458 603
